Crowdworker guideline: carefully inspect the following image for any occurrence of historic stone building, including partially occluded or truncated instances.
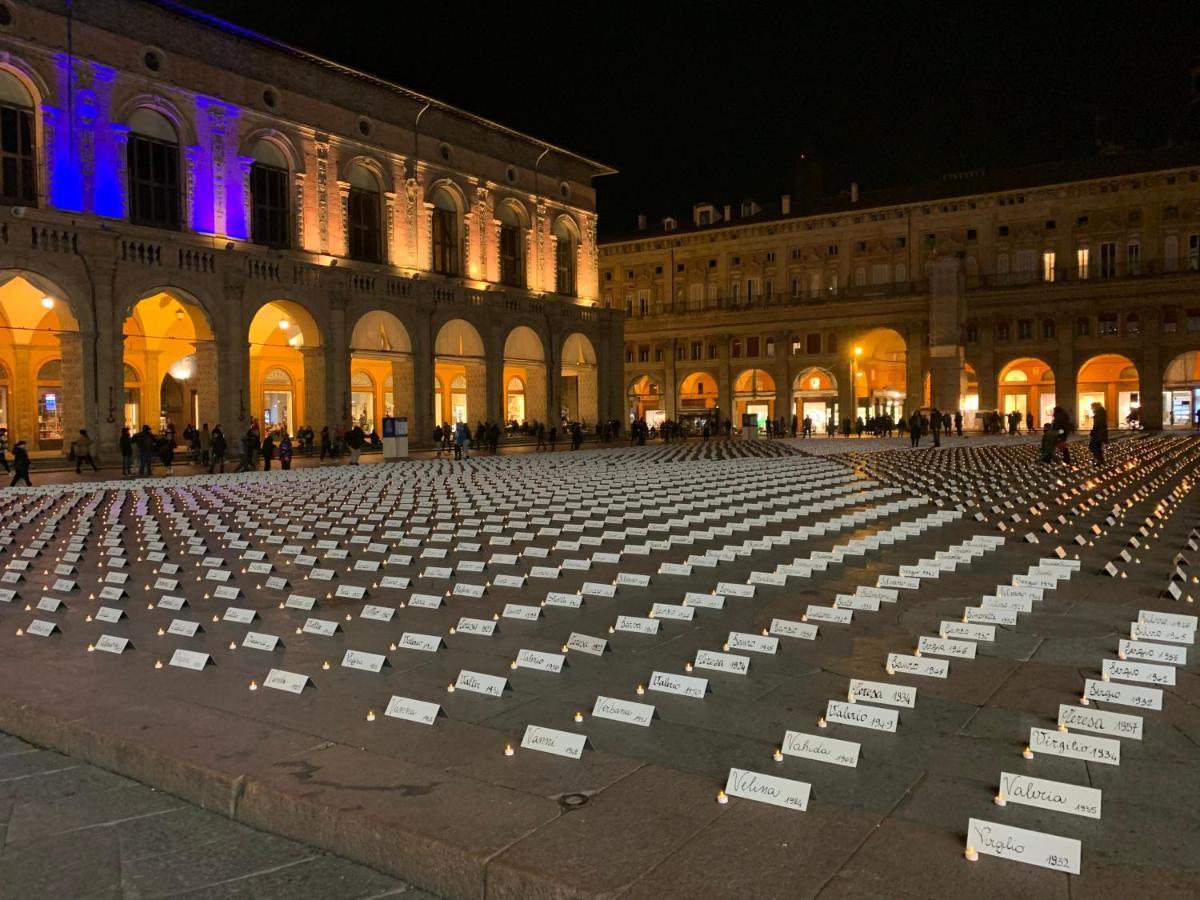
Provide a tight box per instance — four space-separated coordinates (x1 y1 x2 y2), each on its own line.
0 0 621 456
605 148 1200 434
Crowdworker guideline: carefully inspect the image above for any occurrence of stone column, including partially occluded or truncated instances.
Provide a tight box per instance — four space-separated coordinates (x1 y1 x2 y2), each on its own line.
579 366 599 424
525 363 548 424
1138 316 1163 430
772 331 791 423
1055 314 1078 427
13 346 32 445
663 339 677 419
976 325 997 420
194 342 220 430
300 347 327 430
905 322 927 413
838 357 855 425
58 332 86 457
390 357 415 424
717 335 732 427
466 360 488 425
927 256 966 414
411 316 435 444
485 326 504 424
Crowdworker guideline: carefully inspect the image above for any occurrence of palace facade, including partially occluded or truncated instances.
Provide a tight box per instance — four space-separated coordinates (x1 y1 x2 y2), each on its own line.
605 148 1200 434
0 0 621 455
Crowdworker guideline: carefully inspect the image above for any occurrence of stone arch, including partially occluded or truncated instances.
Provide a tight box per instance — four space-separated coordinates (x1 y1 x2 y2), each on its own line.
1163 350 1200 427
1078 353 1140 430
792 366 838 433
340 154 392 193
240 127 305 174
849 327 907 419
247 298 326 435
434 318 486 425
996 357 1056 426
503 324 547 425
349 309 414 429
627 374 663 421
116 94 196 147
734 368 776 424
559 332 598 424
0 271 86 453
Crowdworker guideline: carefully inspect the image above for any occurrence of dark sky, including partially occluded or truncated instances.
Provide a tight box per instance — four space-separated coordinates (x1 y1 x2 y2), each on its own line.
185 0 1200 238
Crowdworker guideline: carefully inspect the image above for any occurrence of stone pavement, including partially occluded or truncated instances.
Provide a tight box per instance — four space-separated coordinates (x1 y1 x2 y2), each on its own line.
0 730 435 899
0 436 1197 899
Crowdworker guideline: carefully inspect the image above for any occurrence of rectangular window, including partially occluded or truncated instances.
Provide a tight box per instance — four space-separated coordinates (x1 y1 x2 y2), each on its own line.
1076 246 1089 279
250 162 290 248
806 333 821 354
431 207 459 274
966 323 978 342
500 224 523 287
637 346 649 363
708 343 717 359
128 135 180 229
555 236 577 296
1099 241 1117 278
790 277 800 298
1042 250 1056 282
690 341 702 360
1098 313 1118 336
791 337 802 355
1164 311 1178 334
1126 315 1141 336
1188 309 1200 333
348 188 382 263
1189 234 1200 271
826 333 838 353
1126 241 1141 275
0 102 36 205
1042 319 1056 339
654 348 663 362
746 336 760 357
997 322 1010 341
1076 317 1090 337
675 345 685 361
1017 319 1032 340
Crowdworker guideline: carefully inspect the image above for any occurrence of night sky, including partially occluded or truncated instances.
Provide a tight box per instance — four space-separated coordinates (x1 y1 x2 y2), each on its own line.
185 0 1200 238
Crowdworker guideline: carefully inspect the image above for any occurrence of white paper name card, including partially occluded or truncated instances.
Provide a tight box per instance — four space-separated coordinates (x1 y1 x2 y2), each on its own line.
1030 727 1120 765
825 700 898 732
36 596 62 613
966 818 1081 874
492 574 526 589
454 669 506 696
848 679 916 708
724 768 810 812
384 695 441 726
521 724 586 760
917 635 976 659
94 606 124 623
834 594 879 612
1137 609 1197 630
243 632 280 652
727 632 778 654
1083 678 1162 711
212 585 241 601
964 607 1018 627
998 772 1100 820
1058 704 1142 740
616 572 650 587
1102 658 1174 686
940 621 995 642
685 592 725 610
335 585 366 601
408 593 443 609
51 578 77 593
516 649 565 673
887 653 949 678
399 632 443 652
716 582 755 598
649 670 707 698
503 603 541 621
285 594 316 611
650 603 694 622
694 649 750 675
303 618 339 637
805 605 853 625
616 615 659 635
782 731 859 768
877 575 920 591
455 617 496 636
342 649 387 673
95 635 128 655
591 695 653 726
168 619 200 638
770 618 818 640
1118 639 1186 666
1130 622 1194 644
566 632 606 655
356 604 393 623
25 619 58 637
264 668 309 694
581 581 616 598
169 649 209 671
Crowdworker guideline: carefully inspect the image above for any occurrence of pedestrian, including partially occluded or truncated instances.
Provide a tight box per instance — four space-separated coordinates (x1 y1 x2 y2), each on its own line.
210 426 227 473
157 433 175 475
954 411 963 438
200 423 211 466
0 427 9 473
262 433 275 471
9 440 31 486
278 433 293 470
535 422 546 451
1089 402 1108 464
73 429 99 473
347 424 365 465
1051 405 1072 464
433 424 444 457
908 410 921 448
930 407 942 447
1025 411 1034 435
119 427 134 476
1039 423 1057 464
319 426 332 461
548 425 557 451
136 425 155 476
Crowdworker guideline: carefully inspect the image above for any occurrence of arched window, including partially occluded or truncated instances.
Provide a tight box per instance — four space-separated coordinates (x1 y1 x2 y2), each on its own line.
497 202 524 288
431 187 460 276
128 108 180 229
250 140 289 248
553 217 578 296
0 70 35 205
346 164 381 263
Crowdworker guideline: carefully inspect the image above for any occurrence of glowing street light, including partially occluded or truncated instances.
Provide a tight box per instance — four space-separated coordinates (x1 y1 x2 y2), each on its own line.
278 318 290 331
40 296 55 310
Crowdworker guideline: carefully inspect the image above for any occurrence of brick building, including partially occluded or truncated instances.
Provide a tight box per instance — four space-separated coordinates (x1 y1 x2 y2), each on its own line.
0 0 621 456
604 148 1200 434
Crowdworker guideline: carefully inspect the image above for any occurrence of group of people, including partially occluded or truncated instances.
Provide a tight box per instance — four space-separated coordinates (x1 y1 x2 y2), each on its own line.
1037 402 1109 465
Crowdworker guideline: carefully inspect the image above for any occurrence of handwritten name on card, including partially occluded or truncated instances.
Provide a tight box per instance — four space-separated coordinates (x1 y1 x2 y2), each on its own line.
399 632 442 652
502 603 541 621
1057 704 1143 741
684 592 725 610
940 621 995 642
964 607 1018 626
724 768 810 812
998 772 1101 819
917 635 977 659
716 582 755 598
384 696 441 726
805 605 853 625
521 724 586 759
95 635 128 655
615 615 660 635
650 603 694 622
264 668 309 694
782 731 860 768
966 818 1081 874
591 695 654 726
887 653 949 678
694 649 750 675
1083 678 1162 711
169 649 209 671
649 670 707 698
566 632 606 655
359 604 395 622
1130 622 1194 644
303 618 339 637
454 670 506 696
1030 727 1120 765
516 649 565 673
826 699 899 732
455 617 497 636
1102 658 1175 686
770 618 818 640
168 619 200 638
848 679 916 708
94 606 124 623
342 649 387 673
1118 639 1186 666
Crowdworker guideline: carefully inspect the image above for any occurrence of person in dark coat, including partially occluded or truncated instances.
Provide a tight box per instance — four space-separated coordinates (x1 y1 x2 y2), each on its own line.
1089 402 1108 464
278 434 293 470
1051 405 1073 464
119 427 134 476
261 434 275 471
930 407 942 447
209 426 227 473
9 440 31 486
954 410 963 437
908 410 921 448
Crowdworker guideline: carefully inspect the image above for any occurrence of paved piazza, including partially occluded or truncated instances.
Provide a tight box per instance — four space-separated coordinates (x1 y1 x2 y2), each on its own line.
1 436 1199 899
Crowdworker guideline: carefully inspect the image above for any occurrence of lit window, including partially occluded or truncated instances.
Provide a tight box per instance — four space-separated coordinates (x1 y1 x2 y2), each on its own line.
431 187 460 275
347 164 382 263
250 140 289 248
1076 246 1089 278
1042 250 1055 282
498 202 525 288
0 70 36 206
127 108 180 229
553 218 578 296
